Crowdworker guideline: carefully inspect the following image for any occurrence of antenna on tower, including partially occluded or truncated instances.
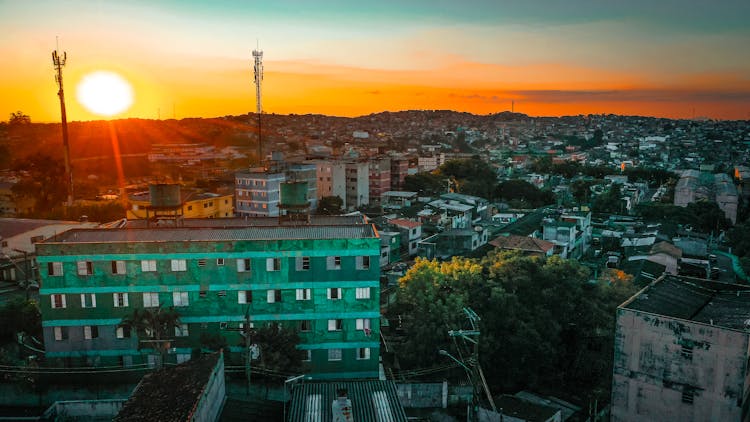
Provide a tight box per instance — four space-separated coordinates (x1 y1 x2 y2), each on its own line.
252 43 264 165
52 41 73 206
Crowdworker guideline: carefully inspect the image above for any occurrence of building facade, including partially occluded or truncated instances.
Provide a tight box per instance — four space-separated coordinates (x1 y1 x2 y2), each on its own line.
235 169 285 217
37 217 381 380
368 157 391 207
611 275 750 421
128 191 234 220
345 162 369 211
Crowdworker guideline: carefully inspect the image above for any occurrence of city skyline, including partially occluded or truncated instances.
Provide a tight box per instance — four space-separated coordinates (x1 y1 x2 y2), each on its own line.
1 0 749 122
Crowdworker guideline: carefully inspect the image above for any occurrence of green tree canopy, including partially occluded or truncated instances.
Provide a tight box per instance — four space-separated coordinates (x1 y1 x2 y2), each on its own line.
494 180 555 208
252 323 306 374
317 196 344 215
403 172 446 196
0 299 41 343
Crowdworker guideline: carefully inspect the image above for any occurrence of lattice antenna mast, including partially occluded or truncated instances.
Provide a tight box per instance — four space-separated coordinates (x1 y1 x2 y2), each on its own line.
252 44 264 164
52 46 73 206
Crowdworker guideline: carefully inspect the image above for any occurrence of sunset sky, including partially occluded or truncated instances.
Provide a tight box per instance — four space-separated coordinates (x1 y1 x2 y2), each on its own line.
1 0 749 121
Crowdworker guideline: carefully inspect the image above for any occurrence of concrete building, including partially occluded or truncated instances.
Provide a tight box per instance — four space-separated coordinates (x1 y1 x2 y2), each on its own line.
390 158 409 191
128 189 234 220
611 275 750 421
235 168 285 217
388 219 422 256
36 216 380 380
674 170 738 224
417 153 445 172
345 162 369 211
368 157 391 207
287 162 318 211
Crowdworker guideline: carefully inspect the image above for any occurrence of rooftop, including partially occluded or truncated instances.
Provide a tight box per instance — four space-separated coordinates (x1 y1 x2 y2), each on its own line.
493 395 560 422
113 352 221 422
287 380 407 422
0 218 91 240
388 218 421 229
489 234 554 253
622 275 750 331
123 215 367 229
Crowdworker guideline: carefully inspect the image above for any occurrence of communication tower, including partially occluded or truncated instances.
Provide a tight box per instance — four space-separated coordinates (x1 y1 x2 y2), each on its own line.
52 47 73 206
252 46 264 164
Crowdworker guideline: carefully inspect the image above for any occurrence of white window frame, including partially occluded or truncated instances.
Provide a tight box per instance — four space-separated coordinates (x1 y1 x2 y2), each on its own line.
175 323 189 337
77 261 93 276
143 292 159 308
300 320 312 332
267 289 281 303
327 319 342 331
303 350 312 362
357 347 371 360
51 294 67 309
237 258 251 273
216 258 225 266
296 256 310 271
112 260 126 275
326 256 342 270
171 259 187 272
238 290 252 304
80 293 96 308
328 348 342 361
355 287 371 300
296 288 311 301
141 260 157 272
356 318 371 331
266 258 281 272
83 325 98 340
327 288 342 300
356 256 370 270
48 262 63 276
116 326 130 339
173 291 189 307
53 326 67 341
113 292 129 308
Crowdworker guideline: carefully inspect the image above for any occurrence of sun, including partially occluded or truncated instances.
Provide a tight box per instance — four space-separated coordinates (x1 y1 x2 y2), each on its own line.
76 71 134 116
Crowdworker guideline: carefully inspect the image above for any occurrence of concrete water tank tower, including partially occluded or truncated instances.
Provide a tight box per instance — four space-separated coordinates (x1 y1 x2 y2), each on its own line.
279 181 310 223
146 183 184 227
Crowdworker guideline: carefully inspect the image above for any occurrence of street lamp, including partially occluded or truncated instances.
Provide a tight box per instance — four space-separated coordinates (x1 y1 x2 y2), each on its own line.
439 349 479 422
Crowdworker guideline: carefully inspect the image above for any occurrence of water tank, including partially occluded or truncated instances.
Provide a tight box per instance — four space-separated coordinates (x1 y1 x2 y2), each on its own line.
280 182 308 208
149 184 182 208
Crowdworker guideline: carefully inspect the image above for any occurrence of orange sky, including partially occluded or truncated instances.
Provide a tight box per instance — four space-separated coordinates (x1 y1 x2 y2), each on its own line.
1 1 748 121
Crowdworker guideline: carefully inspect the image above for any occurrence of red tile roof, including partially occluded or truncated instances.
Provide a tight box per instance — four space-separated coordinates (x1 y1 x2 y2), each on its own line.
489 234 554 254
388 218 421 229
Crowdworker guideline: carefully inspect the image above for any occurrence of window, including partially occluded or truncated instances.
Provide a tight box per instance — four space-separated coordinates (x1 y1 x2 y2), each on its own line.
197 259 207 267
217 290 226 297
173 291 189 306
175 324 189 337
681 344 694 360
143 292 159 308
77 261 93 275
113 293 129 307
83 325 99 340
171 259 187 272
187 205 193 211
30 235 44 243
141 260 157 272
51 294 67 309
217 258 225 266
237 258 251 273
80 293 96 308
53 326 68 341
296 288 311 301
176 354 191 364
47 262 63 276
111 260 126 274
356 256 370 270
267 289 282 303
220 322 228 329
199 290 207 298
327 288 342 300
327 256 342 270
356 318 371 331
328 348 342 361
327 319 343 331
116 326 131 339
355 287 371 299
238 290 252 304
682 388 694 404
411 228 417 236
296 256 310 271
357 347 371 360
303 350 312 362
266 258 281 272
299 320 312 332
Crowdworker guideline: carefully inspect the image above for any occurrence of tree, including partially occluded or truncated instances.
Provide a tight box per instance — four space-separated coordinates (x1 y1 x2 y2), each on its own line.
317 196 344 215
251 323 306 374
0 299 41 343
437 158 498 199
403 172 446 196
494 180 555 208
11 154 67 213
119 307 182 368
8 111 31 125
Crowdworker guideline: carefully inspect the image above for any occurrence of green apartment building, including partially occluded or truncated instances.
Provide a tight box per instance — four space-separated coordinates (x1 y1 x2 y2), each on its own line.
36 216 380 380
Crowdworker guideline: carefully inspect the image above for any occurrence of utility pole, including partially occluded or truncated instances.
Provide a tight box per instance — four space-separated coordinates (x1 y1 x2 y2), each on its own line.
228 305 256 394
443 307 496 421
52 46 73 207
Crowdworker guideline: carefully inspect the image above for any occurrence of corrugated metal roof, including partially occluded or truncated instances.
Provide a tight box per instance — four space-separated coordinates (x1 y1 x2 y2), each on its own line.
124 215 366 229
288 381 407 422
44 224 377 244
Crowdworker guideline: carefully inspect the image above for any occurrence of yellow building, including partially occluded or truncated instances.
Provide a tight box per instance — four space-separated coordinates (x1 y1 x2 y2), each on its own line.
127 188 234 219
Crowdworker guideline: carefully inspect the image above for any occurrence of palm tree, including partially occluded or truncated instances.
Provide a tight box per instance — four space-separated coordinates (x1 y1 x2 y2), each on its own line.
119 306 181 368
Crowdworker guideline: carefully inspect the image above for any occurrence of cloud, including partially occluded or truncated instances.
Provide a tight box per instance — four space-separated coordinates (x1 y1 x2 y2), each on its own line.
509 89 750 104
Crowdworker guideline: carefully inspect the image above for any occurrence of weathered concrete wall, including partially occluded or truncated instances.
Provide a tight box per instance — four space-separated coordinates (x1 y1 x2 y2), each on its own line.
611 308 749 422
43 399 126 420
396 382 447 408
190 353 226 422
